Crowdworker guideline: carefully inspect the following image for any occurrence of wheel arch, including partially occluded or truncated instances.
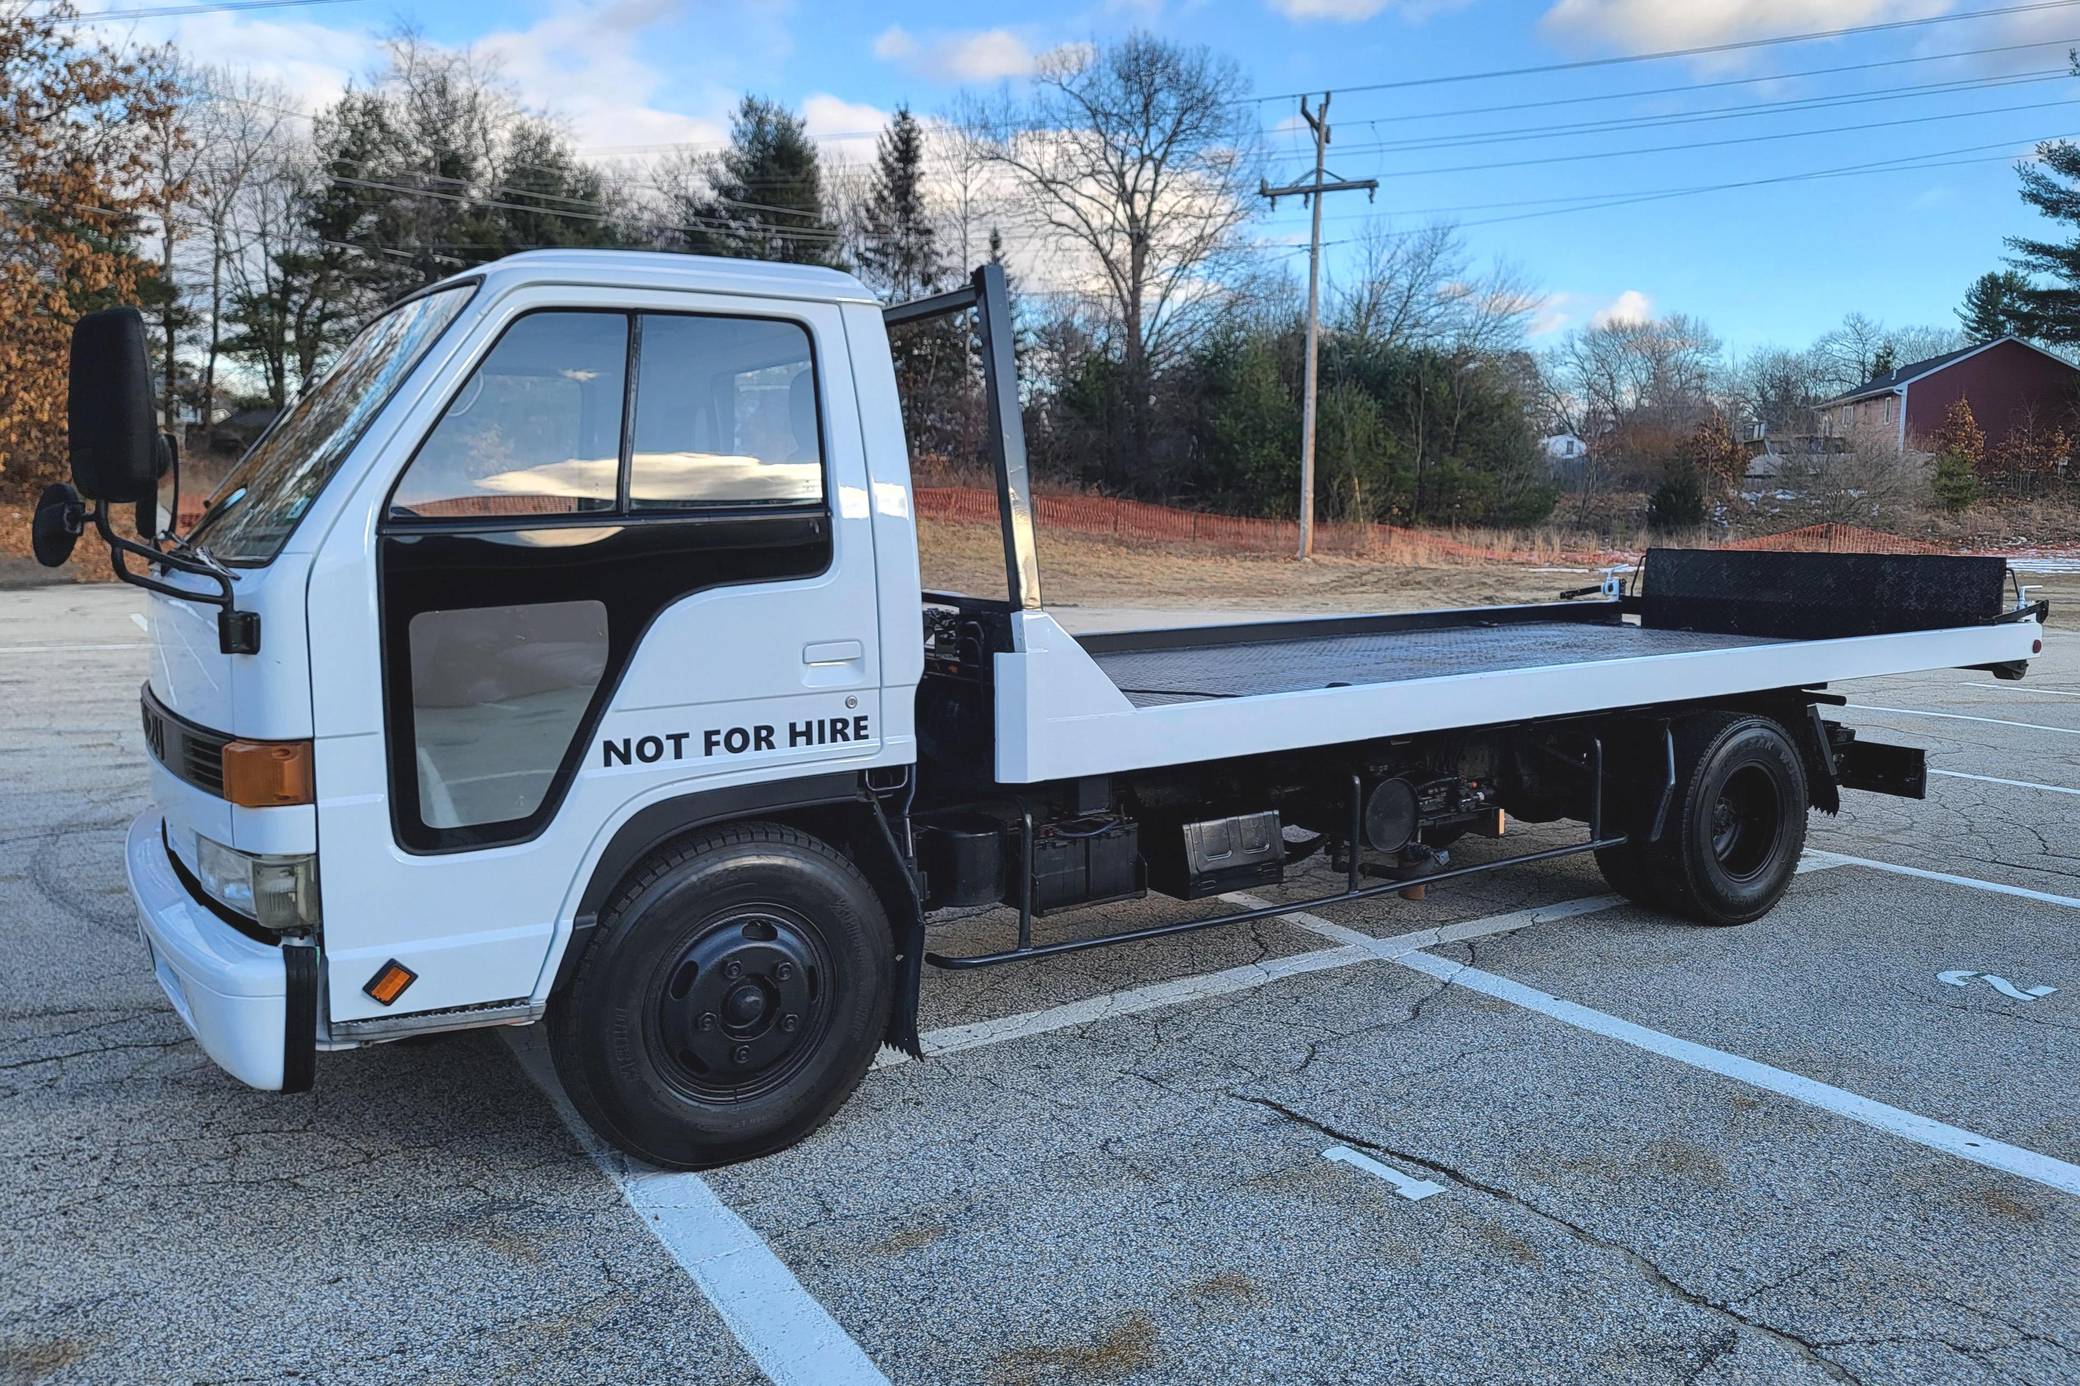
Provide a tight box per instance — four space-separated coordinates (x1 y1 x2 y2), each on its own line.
549 771 924 1053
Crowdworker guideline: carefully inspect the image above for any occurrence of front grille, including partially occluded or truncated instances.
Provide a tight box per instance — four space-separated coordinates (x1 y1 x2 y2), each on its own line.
141 684 231 799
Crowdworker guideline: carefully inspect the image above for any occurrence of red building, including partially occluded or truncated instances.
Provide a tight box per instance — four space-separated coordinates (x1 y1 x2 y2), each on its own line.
1816 337 2080 451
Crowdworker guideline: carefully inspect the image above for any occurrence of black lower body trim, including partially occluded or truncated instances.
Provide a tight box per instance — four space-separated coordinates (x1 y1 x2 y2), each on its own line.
282 943 318 1093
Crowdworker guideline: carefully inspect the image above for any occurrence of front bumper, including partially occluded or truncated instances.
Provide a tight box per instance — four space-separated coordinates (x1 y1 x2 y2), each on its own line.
125 812 317 1091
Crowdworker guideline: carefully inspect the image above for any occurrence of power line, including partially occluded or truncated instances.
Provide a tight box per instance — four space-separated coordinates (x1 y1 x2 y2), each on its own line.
1316 35 2080 129
1252 0 2080 102
1348 68 2068 156
59 0 369 22
1343 132 2067 219
1358 95 2075 178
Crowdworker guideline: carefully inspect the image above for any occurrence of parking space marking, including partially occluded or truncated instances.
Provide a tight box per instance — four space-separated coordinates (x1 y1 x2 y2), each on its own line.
507 1031 888 1386
1391 950 2080 1198
1323 1145 1447 1201
1965 681 2080 697
0 642 146 653
1930 768 2080 796
1805 850 2080 909
1845 703 2080 736
870 942 1373 1070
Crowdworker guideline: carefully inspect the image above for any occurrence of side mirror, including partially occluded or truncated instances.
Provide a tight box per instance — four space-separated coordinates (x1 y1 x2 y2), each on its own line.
68 307 159 504
137 431 177 541
31 483 85 568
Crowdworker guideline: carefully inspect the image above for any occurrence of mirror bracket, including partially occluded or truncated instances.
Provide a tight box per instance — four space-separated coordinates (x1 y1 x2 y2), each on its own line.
90 506 261 655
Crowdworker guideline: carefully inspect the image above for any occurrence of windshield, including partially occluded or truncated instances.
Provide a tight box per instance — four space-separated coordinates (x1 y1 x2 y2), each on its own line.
189 284 475 563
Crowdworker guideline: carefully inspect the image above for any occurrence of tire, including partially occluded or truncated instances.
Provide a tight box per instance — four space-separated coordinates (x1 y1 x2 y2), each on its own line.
549 822 893 1169
1641 713 1808 927
1594 840 1666 909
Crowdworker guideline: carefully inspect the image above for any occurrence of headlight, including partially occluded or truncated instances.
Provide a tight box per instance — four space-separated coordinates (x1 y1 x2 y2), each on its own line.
195 835 321 934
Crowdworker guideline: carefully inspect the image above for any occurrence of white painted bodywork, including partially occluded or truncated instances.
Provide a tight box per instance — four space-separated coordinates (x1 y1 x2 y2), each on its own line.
990 609 2047 783
118 248 2050 1094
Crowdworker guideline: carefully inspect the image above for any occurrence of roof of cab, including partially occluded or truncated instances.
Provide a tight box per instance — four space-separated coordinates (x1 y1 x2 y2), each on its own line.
449 249 878 306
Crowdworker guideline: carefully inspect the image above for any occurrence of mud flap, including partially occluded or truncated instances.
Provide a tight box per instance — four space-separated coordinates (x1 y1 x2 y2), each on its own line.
282 941 318 1093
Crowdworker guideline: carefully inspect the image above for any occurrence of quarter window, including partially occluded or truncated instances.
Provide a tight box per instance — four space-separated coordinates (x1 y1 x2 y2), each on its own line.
630 315 824 508
390 312 628 519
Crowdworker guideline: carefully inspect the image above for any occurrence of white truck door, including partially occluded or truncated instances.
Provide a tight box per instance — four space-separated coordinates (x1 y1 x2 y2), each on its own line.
309 290 887 1025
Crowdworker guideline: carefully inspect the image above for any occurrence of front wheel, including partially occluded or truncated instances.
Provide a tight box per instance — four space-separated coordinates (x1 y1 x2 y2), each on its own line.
1642 713 1808 926
549 823 893 1168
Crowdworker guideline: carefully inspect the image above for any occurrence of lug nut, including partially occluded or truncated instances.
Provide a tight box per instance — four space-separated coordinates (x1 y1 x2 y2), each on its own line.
723 960 743 980
697 1013 718 1032
732 1045 752 1065
780 1014 799 1033
774 962 793 981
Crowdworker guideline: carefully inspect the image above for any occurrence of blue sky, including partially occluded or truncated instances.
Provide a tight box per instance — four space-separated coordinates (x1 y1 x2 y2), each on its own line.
95 0 2080 356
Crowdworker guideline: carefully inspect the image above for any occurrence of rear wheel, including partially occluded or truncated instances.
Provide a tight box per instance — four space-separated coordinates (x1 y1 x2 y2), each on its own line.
549 823 892 1168
1643 713 1808 926
1593 840 1666 908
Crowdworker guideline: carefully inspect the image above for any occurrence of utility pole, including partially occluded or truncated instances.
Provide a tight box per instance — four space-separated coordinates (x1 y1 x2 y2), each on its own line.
1261 92 1375 559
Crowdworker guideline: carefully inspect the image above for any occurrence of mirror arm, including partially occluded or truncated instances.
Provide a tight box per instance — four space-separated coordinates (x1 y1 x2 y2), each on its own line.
92 506 260 655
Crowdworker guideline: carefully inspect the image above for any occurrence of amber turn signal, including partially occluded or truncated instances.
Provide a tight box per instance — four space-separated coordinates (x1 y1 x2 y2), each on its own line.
220 738 314 807
363 959 418 1006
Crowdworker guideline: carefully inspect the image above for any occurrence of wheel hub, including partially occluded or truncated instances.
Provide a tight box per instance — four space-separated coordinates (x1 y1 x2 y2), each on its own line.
658 913 822 1089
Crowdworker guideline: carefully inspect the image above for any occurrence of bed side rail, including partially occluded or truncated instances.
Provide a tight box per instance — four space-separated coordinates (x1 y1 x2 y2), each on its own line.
1637 549 2012 639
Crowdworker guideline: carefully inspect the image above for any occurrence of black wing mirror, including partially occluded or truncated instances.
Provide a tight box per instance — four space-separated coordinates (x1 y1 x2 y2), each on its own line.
68 307 159 505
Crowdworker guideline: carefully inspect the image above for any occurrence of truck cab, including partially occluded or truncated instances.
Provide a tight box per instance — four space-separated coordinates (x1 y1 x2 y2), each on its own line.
42 250 2046 1169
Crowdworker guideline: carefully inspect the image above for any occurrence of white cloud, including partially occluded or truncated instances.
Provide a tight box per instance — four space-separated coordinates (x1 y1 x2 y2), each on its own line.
802 93 891 164
78 10 380 112
871 26 1041 82
1592 289 1654 327
1540 0 1948 55
477 1 733 150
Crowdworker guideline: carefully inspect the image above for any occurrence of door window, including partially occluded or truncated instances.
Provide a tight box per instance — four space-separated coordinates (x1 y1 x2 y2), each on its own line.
390 311 628 519
630 315 824 508
408 600 609 828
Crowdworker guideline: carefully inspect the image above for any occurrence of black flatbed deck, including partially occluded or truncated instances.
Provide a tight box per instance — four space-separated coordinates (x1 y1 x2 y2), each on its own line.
1081 616 1779 708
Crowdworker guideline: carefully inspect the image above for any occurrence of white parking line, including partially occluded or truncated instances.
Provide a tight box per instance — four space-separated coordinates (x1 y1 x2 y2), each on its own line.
1845 704 2080 736
1804 849 2080 909
1964 682 2080 697
871 942 1372 1070
1930 768 2080 797
880 893 1612 1071
0 643 145 653
506 1031 887 1386
1391 949 2080 1199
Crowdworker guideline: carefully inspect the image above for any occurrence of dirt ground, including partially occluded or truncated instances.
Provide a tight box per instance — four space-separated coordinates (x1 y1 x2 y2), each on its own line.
7 511 2076 629
919 516 2080 624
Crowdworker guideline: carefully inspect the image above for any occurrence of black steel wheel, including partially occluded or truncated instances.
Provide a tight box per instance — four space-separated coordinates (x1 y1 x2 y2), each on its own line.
1642 713 1808 926
549 822 892 1168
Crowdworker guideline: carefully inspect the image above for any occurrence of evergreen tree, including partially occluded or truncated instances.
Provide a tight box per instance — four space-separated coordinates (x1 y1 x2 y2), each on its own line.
1930 397 1984 512
1868 342 1896 379
2005 139 2080 343
678 96 841 267
1957 270 2030 341
855 105 939 298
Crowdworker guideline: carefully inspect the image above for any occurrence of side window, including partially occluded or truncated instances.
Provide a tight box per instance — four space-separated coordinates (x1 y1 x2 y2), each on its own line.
630 315 824 508
391 312 628 519
408 600 609 829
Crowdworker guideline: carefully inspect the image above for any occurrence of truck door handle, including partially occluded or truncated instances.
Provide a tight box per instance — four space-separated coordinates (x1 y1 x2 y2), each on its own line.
803 640 864 666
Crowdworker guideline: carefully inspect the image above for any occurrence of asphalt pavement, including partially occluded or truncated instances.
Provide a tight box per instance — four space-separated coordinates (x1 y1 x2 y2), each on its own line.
2 583 2075 1385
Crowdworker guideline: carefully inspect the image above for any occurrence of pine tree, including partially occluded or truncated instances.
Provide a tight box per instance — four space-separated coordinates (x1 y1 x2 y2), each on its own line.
1930 397 1983 512
680 96 841 267
1957 270 2030 341
1868 342 1896 379
855 105 939 299
2005 139 2080 343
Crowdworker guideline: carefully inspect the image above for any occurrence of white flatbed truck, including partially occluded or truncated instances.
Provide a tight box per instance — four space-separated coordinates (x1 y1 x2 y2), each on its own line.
34 252 2050 1167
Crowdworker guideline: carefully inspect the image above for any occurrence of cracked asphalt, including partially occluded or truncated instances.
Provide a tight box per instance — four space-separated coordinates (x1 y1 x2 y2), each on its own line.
3 582 2077 1385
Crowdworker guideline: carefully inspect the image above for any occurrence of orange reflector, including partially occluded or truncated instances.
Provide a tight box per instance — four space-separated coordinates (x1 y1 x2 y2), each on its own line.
220 738 314 807
363 959 417 1006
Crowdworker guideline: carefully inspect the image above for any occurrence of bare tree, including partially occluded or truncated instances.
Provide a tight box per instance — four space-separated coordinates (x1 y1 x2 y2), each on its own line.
182 67 294 427
957 34 1260 409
